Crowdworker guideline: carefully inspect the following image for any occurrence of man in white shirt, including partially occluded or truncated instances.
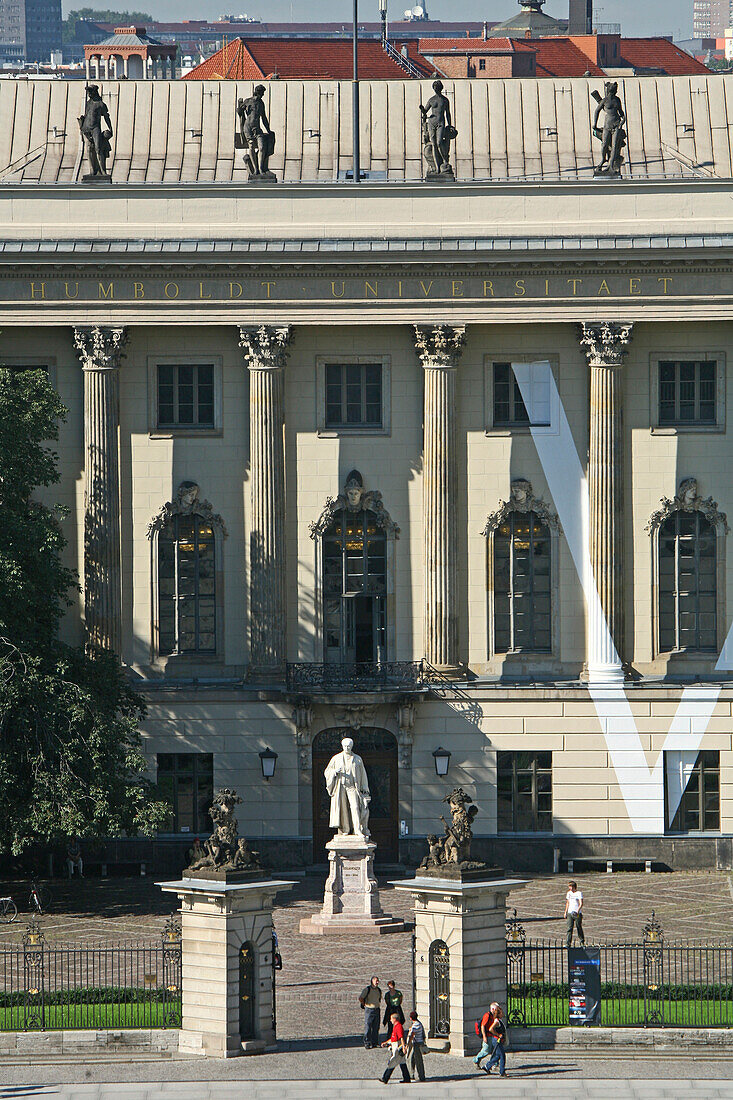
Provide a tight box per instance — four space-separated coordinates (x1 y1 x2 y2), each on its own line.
564 880 585 947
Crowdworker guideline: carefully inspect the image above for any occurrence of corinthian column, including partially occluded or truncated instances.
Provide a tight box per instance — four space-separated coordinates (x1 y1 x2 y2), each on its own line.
73 325 128 654
579 322 633 683
239 325 293 677
414 324 466 671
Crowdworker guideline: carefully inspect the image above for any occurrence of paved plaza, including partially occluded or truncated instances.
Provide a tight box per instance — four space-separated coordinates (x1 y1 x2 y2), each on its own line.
1 867 733 1044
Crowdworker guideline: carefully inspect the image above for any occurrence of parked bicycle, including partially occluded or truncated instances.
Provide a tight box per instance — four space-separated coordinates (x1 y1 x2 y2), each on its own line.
0 879 51 922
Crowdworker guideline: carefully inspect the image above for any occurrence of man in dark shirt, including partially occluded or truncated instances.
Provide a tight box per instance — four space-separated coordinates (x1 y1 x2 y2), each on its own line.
359 975 382 1048
380 1011 411 1084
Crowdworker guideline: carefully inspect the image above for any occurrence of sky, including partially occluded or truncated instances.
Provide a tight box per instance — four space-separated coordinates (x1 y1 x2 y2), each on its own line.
70 0 693 41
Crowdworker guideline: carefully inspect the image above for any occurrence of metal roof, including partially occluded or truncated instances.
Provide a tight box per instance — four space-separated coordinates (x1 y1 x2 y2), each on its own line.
0 75 732 184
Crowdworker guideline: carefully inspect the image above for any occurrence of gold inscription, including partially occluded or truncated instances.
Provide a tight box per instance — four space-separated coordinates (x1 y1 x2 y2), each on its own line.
98 282 114 299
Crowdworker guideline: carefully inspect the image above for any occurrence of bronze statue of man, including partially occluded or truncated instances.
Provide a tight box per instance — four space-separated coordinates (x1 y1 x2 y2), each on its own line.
592 81 626 177
78 84 113 178
237 84 276 181
419 79 456 178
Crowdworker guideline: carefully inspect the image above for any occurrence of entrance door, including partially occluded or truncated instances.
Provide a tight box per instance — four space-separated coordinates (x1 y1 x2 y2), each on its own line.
312 727 398 862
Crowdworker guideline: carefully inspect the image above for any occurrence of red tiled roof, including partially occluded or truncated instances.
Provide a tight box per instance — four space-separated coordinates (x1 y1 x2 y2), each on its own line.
184 37 433 80
618 38 709 75
526 38 605 76
419 36 522 53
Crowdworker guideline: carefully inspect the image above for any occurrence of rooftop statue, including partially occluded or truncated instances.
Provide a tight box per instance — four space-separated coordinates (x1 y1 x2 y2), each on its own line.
237 85 277 183
184 787 263 880
420 79 457 181
591 82 627 178
78 84 113 182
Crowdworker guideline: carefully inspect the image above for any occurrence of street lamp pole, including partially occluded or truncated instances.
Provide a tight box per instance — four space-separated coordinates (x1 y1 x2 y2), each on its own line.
352 0 360 183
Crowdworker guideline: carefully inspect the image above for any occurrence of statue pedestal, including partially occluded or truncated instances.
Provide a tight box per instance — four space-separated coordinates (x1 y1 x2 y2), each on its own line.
158 876 296 1057
299 835 406 936
391 876 527 1056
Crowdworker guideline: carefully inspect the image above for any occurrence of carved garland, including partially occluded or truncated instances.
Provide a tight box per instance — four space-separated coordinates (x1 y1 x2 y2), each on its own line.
146 482 229 540
309 477 400 539
646 478 729 534
481 479 561 537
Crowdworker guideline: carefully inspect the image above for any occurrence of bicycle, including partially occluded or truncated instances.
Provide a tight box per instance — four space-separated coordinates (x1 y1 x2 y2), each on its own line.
28 879 50 915
0 896 17 923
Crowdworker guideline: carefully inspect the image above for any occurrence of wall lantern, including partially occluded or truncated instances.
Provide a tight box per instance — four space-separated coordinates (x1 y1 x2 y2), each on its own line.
432 746 451 777
259 746 278 781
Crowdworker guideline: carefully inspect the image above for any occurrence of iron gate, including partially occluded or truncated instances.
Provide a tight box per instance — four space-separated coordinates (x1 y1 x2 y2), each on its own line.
428 939 450 1037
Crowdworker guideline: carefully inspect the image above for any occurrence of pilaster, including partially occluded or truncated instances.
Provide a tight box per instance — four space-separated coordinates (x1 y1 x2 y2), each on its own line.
414 324 466 671
239 325 293 678
73 325 128 654
579 322 633 683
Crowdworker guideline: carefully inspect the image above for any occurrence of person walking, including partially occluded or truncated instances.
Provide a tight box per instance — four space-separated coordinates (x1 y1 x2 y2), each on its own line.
564 880 585 947
406 1010 427 1082
359 975 382 1049
380 1011 411 1084
382 980 405 1028
482 1004 508 1077
473 1002 497 1070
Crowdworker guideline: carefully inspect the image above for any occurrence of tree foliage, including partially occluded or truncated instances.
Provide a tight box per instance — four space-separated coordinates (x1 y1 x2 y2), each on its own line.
0 368 168 854
63 9 153 43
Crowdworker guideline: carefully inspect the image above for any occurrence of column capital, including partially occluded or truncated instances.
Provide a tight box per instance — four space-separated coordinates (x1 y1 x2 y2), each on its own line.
413 324 466 370
579 322 633 367
73 325 128 371
238 325 293 371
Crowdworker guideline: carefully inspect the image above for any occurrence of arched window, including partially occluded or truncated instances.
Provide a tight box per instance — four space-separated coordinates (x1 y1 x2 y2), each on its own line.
483 480 559 656
648 479 728 656
147 482 227 659
310 471 398 664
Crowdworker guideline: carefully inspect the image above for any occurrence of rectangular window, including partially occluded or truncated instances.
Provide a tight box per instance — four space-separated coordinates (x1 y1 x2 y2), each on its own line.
157 363 215 429
492 361 551 428
478 58 486 70
158 516 216 655
497 751 553 832
325 362 382 429
658 360 716 426
494 513 552 653
157 753 213 833
665 750 719 833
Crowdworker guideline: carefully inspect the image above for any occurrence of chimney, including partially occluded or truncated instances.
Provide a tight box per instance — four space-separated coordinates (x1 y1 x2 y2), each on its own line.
483 20 488 39
568 0 592 35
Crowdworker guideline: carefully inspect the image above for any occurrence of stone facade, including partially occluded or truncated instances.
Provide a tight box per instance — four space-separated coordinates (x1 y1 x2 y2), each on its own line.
6 78 733 868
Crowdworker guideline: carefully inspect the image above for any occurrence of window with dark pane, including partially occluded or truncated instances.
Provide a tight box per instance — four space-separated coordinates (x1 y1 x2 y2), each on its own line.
494 511 551 653
658 360 716 426
157 363 215 429
658 511 716 652
497 751 553 832
325 362 382 428
667 750 719 833
322 508 387 663
158 514 216 655
493 362 530 427
157 753 213 833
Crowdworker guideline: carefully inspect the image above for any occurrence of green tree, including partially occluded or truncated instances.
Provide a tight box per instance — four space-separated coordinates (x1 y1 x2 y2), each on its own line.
0 368 168 855
63 9 153 44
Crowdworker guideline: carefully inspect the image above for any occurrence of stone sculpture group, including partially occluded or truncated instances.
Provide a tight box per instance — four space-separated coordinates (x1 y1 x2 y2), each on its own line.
78 79 628 184
184 787 263 880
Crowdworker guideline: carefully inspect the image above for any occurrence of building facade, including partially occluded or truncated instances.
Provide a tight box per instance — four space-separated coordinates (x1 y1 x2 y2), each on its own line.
693 0 732 40
3 75 733 872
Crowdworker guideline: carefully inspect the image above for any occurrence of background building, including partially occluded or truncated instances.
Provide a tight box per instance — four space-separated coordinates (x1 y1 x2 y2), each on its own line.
0 0 62 63
693 0 732 39
1 75 732 875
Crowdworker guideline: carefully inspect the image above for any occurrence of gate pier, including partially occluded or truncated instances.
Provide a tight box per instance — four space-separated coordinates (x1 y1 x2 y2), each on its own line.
159 876 295 1057
392 875 526 1057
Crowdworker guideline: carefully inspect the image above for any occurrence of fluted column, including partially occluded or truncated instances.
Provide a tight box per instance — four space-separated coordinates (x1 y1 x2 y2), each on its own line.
74 325 128 654
414 324 466 671
239 325 293 677
580 322 633 683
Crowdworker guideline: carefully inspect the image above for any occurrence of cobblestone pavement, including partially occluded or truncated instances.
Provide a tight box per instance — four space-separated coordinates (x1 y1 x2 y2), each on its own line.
1 869 732 1042
4 1054 733 1097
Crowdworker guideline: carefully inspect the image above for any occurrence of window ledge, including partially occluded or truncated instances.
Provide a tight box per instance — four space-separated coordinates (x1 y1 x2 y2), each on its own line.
317 427 390 438
149 428 222 439
651 425 723 435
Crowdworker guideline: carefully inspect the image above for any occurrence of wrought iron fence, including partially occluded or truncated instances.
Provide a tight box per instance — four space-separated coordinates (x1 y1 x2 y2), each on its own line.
0 916 182 1032
286 660 426 691
506 910 733 1028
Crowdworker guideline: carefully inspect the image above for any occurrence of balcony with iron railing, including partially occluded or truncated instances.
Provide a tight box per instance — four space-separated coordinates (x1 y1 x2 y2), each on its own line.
285 660 428 692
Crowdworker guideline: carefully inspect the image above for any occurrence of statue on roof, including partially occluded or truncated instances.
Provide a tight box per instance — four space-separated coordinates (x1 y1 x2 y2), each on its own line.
237 84 277 183
591 82 626 178
420 79 457 181
78 84 113 182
